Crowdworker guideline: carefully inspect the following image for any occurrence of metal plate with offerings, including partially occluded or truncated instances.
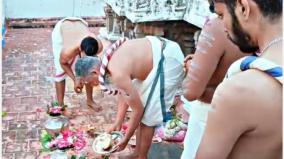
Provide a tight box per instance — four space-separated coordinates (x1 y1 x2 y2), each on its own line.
92 131 124 155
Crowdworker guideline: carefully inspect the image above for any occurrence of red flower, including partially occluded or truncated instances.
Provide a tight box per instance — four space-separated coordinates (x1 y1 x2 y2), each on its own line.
61 129 74 140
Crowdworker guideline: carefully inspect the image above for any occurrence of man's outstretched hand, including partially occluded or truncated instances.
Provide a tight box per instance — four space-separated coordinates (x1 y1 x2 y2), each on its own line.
74 78 83 93
115 137 129 152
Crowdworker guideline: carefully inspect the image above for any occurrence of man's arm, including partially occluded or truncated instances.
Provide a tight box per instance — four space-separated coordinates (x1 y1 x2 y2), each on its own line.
107 95 129 133
198 86 216 103
183 18 226 101
112 75 144 150
59 46 80 82
196 74 256 159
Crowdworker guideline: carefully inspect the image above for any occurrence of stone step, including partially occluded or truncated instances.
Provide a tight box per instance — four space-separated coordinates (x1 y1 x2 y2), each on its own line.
6 17 106 28
148 142 183 159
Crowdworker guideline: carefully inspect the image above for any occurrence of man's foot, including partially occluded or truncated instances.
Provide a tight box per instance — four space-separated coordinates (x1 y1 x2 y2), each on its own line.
87 100 102 112
63 109 76 119
118 153 138 159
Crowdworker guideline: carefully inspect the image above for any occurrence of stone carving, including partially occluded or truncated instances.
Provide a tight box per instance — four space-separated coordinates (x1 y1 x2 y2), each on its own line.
104 0 198 23
107 14 123 40
184 0 214 28
102 0 211 52
134 0 150 11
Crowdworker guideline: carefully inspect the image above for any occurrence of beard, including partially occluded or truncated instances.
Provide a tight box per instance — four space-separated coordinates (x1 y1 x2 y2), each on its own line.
227 11 259 53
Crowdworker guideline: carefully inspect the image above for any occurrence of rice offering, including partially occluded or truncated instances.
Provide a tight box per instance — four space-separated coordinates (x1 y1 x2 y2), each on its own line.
93 131 123 154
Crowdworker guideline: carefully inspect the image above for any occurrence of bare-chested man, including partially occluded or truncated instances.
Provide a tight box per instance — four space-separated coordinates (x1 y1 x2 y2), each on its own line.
183 18 247 103
195 0 282 159
181 2 250 157
52 17 108 111
75 36 185 159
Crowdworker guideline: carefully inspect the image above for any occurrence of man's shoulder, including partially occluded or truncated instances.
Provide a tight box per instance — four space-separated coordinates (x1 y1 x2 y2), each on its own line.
214 69 281 109
227 68 281 89
203 18 225 36
61 45 79 55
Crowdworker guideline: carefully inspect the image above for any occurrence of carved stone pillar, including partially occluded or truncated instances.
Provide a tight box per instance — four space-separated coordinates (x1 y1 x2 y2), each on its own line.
124 19 135 39
118 16 126 37
112 14 122 35
134 24 145 38
104 5 114 34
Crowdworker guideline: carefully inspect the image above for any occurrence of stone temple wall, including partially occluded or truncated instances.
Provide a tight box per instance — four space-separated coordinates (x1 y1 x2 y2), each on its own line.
102 0 213 56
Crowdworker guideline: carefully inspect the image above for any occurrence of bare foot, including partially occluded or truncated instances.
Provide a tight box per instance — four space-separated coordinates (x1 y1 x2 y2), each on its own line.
118 153 138 159
63 109 76 119
87 100 102 112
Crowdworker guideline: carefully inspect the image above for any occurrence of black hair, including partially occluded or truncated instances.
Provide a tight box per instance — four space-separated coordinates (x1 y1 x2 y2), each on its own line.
216 0 282 21
80 36 99 56
209 1 215 13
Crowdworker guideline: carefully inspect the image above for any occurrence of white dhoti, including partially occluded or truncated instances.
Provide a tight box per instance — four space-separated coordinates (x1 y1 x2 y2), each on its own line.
181 97 212 159
133 36 185 127
52 17 88 82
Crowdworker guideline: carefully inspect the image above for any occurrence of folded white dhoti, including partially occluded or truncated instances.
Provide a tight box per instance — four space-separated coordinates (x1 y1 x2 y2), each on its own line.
52 17 88 82
132 36 185 127
181 97 212 159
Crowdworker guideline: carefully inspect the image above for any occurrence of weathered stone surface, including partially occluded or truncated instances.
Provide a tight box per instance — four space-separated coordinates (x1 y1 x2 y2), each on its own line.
2 27 128 159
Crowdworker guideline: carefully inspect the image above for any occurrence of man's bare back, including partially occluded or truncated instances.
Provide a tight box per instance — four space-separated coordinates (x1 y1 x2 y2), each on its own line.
108 38 153 81
196 1 282 158
198 69 282 159
61 20 92 58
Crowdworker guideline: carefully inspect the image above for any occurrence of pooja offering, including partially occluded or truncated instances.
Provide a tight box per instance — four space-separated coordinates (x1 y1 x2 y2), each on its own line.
92 131 124 154
47 101 67 117
40 129 87 152
155 103 188 142
44 116 69 136
155 118 187 142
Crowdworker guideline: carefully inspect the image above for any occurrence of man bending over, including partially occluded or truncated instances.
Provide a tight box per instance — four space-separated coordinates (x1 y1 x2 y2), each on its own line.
75 36 185 159
52 17 107 111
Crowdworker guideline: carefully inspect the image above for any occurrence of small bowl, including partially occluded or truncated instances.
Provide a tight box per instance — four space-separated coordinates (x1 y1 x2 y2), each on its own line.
44 116 69 136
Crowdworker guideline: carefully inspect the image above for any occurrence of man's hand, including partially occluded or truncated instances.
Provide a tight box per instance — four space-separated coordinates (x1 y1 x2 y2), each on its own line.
74 78 83 93
107 122 122 134
115 137 129 152
183 54 194 73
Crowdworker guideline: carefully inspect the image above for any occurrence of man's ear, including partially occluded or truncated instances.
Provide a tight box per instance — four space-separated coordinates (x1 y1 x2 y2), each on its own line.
93 68 100 75
97 39 103 53
237 0 250 21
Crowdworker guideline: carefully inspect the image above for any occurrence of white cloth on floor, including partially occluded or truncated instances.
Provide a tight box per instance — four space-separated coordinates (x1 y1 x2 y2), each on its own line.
132 36 185 126
52 17 88 82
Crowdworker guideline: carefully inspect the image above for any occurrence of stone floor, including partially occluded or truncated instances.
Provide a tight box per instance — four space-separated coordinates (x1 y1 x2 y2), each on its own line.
2 27 184 159
2 27 127 159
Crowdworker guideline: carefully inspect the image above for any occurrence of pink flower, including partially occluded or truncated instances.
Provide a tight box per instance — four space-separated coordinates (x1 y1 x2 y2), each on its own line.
57 139 73 149
43 155 50 159
49 107 62 114
49 140 58 148
122 123 128 133
36 107 44 112
47 129 87 151
74 137 87 150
